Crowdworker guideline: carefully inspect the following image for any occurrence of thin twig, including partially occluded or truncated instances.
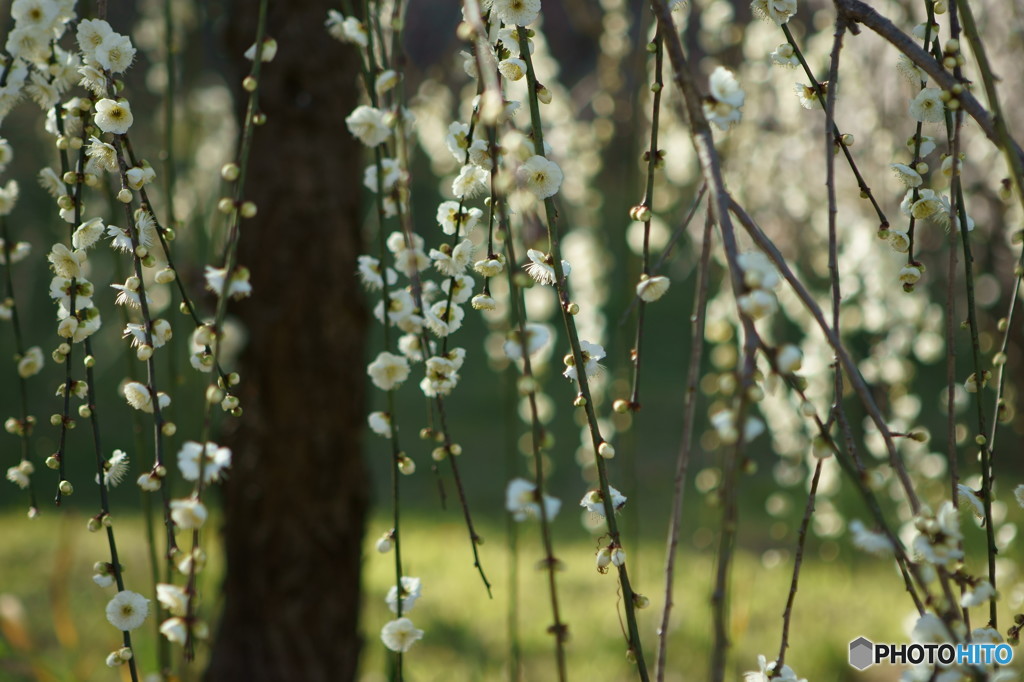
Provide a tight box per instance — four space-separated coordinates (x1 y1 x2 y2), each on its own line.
774 460 822 671
655 210 712 682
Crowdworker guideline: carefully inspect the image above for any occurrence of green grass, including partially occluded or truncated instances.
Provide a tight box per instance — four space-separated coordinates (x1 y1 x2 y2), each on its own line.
0 509 1009 681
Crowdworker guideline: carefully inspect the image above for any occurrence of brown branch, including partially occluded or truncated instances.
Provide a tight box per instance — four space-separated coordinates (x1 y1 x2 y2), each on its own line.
834 0 1024 165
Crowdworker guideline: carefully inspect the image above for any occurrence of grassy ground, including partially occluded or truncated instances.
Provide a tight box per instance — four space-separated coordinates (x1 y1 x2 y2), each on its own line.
0 509 1009 681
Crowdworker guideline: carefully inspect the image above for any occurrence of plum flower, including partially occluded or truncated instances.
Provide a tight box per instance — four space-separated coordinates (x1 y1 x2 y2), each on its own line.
703 67 745 130
381 617 424 653
518 155 563 199
910 88 945 123
580 486 627 517
177 441 232 483
493 0 541 26
94 99 133 135
385 576 422 614
345 105 390 147
506 478 562 521
524 249 570 286
751 0 797 25
367 351 410 391
563 340 605 381
105 591 149 631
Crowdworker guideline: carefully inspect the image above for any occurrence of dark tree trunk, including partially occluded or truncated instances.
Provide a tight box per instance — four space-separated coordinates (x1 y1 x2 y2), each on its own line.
207 1 368 680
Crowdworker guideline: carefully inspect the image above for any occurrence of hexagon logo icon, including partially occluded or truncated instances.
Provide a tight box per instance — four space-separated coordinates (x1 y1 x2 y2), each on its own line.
849 637 874 670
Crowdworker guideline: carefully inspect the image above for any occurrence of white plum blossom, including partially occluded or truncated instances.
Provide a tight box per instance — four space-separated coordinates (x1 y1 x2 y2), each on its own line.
503 323 551 361
524 249 570 286
345 105 390 147
48 243 85 278
16 346 43 378
956 484 984 519
0 239 30 264
910 88 946 123
73 218 106 250
374 289 416 328
849 520 894 556
375 69 399 95
357 255 397 291
738 251 779 290
905 188 943 220
156 583 189 617
6 461 33 489
97 450 130 488
452 163 489 198
326 11 368 47
889 230 911 253
177 441 232 484
912 502 963 567
94 98 133 134
363 158 402 194
205 266 252 300
95 32 136 73
563 340 605 381
429 239 474 277
911 613 948 644
367 351 410 391
436 201 482 236
506 478 562 521
105 591 149 631
794 83 820 109
890 163 923 188
170 498 208 529
518 155 563 199
126 165 156 190
123 319 173 349
424 301 465 337
385 576 422 614
123 381 170 414
0 179 18 216
441 274 474 305
751 0 797 25
420 354 461 397
775 345 802 374
770 43 800 67
474 256 504 278
368 412 392 438
580 486 627 517
493 0 542 26
159 616 209 645
703 67 745 130
380 617 424 653
244 38 278 62
636 275 670 302
498 58 527 81
738 289 779 320
710 409 765 444
960 580 995 608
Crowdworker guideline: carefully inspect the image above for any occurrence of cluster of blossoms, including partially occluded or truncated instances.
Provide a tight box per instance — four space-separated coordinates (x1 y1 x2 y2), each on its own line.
0 0 262 670
339 0 641 663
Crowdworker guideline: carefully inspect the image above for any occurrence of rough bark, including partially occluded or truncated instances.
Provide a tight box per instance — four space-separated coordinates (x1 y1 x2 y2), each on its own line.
206 1 368 680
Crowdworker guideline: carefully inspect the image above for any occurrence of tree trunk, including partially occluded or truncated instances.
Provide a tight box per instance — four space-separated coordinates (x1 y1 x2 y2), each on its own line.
206 1 368 680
